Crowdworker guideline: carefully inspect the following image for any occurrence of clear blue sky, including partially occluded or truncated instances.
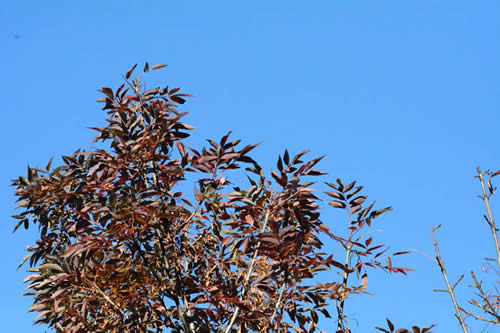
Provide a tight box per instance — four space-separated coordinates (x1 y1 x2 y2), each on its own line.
2 1 499 332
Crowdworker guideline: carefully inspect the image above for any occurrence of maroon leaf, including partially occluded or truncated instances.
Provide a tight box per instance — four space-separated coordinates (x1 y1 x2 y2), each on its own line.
170 95 186 104
99 87 114 100
387 318 395 332
125 64 137 79
169 88 180 96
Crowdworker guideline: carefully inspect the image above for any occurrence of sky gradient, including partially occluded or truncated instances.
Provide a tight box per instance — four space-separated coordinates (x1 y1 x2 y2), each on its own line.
2 1 499 332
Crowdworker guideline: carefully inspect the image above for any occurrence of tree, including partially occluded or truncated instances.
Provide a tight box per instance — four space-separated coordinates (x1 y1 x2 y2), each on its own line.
13 64 428 332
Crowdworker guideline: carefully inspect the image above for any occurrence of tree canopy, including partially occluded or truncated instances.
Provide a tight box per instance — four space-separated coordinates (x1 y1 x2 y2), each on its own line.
13 64 437 332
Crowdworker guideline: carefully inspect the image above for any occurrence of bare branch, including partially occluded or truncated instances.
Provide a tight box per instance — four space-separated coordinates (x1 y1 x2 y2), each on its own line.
469 270 500 323
476 167 500 272
460 306 498 324
432 226 469 333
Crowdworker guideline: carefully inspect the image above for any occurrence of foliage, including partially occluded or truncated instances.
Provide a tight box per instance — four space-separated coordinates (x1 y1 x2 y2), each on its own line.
12 64 416 332
375 318 435 333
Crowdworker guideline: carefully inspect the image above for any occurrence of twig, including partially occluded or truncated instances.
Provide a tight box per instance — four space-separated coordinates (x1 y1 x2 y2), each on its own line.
432 225 469 333
307 319 315 332
459 306 498 324
155 228 192 332
408 247 438 264
337 201 354 332
89 280 129 320
270 279 287 327
476 167 500 272
470 270 500 322
222 208 271 333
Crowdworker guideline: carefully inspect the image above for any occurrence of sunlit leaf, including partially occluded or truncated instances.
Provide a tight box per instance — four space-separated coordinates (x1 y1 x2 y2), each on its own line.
151 64 167 71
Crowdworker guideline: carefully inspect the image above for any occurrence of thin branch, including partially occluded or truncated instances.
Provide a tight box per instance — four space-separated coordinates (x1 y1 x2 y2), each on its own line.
408 247 438 264
307 319 315 332
476 167 500 272
460 306 498 324
453 274 465 290
222 208 272 333
337 201 354 332
146 160 197 333
270 279 287 327
88 280 129 320
470 270 500 322
155 228 192 332
432 226 469 333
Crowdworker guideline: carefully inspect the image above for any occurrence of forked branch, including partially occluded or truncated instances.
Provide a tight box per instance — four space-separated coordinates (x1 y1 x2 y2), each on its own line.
432 225 468 333
468 270 500 323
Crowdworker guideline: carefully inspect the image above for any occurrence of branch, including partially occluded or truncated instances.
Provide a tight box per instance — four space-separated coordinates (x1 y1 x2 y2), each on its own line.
470 270 500 323
432 225 469 333
149 160 207 333
337 199 354 332
476 167 500 272
141 161 195 332
460 306 498 324
88 280 129 320
222 208 271 333
270 279 287 328
155 228 195 333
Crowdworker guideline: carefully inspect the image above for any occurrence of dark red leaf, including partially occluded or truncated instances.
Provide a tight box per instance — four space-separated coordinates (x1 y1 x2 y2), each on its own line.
170 95 186 104
283 149 290 165
169 88 180 96
99 88 114 100
125 64 137 79
387 318 394 331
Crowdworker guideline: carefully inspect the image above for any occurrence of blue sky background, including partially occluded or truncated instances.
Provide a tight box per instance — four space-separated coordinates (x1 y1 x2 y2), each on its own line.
2 1 499 332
